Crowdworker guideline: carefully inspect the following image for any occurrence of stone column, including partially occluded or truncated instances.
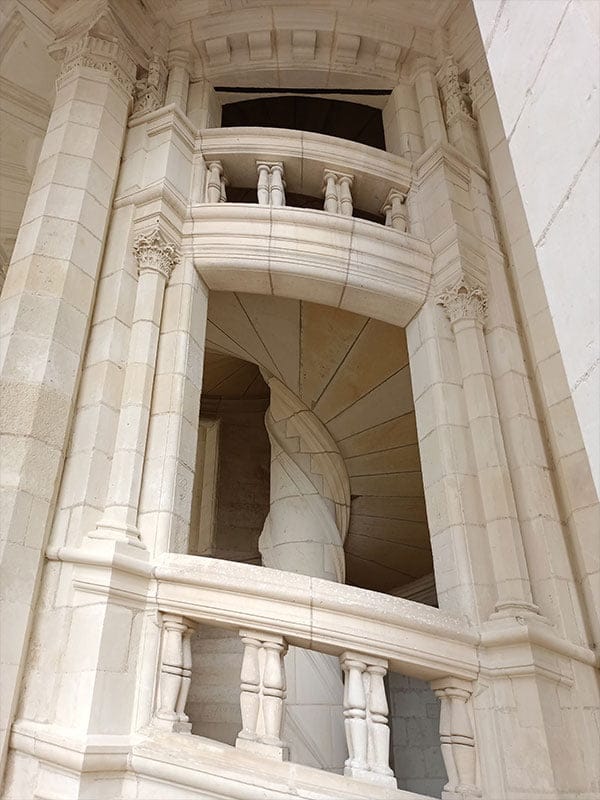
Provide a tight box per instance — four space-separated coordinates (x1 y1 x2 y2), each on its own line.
0 31 135 770
165 50 192 113
413 58 448 149
91 227 179 550
437 281 538 618
259 377 350 771
137 258 209 557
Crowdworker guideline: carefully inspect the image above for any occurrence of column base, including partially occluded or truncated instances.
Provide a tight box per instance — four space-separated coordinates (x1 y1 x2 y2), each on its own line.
88 518 147 552
344 766 397 789
236 735 289 761
153 716 192 734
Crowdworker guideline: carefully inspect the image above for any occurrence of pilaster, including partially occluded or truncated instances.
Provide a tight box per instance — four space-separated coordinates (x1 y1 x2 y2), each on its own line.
0 25 138 775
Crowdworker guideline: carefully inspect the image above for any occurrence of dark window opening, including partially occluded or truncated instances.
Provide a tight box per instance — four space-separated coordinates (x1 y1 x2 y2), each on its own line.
226 185 385 225
221 95 386 150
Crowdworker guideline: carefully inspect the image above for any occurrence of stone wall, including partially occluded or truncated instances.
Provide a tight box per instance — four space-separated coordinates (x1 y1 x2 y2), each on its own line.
473 0 600 495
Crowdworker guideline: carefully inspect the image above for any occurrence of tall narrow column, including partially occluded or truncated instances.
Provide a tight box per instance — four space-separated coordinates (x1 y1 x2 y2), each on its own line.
92 227 179 548
165 50 192 113
413 58 448 149
0 30 136 770
437 281 538 617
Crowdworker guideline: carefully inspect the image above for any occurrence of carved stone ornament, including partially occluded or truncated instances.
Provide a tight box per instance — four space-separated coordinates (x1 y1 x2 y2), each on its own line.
55 34 137 95
437 56 473 124
132 54 168 115
436 280 488 326
133 226 180 281
470 70 493 107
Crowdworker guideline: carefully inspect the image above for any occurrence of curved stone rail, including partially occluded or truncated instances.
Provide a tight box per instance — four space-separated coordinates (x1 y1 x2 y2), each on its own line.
196 126 412 218
186 204 433 327
151 553 478 682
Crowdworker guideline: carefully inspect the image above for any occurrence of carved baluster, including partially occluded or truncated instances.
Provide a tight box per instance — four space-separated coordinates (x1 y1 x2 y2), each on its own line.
341 653 368 772
323 170 339 214
257 163 270 206
269 163 286 207
366 663 394 779
261 639 287 743
155 614 186 727
236 630 289 760
431 678 481 799
338 174 354 217
382 189 408 231
238 633 262 741
206 161 224 203
174 621 195 731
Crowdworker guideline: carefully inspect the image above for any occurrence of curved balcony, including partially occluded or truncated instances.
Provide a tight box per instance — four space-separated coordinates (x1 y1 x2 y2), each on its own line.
55 545 481 799
186 127 432 326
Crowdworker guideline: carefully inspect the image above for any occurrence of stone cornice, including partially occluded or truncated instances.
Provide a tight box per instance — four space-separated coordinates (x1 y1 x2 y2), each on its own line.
133 226 180 281
436 279 488 326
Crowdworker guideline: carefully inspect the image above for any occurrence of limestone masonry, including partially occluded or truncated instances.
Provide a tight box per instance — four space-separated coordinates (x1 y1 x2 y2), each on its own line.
0 1 598 799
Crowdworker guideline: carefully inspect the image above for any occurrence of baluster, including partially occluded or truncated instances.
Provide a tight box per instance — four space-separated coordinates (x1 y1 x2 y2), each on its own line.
323 170 339 214
174 621 195 731
269 163 286 207
236 629 289 760
431 678 481 799
366 664 394 779
382 188 408 231
341 652 396 788
341 653 368 771
257 163 270 206
206 160 224 203
238 633 261 741
338 174 354 217
155 614 187 730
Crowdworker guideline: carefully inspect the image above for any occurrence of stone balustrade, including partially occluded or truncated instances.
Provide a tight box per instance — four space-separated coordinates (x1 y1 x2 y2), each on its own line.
196 126 411 225
145 552 480 794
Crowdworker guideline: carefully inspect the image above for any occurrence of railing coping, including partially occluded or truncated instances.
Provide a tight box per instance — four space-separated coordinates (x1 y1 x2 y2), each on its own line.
152 553 479 681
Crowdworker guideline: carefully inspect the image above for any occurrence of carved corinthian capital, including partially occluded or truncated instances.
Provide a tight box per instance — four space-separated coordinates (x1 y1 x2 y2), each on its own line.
53 34 137 95
133 227 180 281
436 280 488 326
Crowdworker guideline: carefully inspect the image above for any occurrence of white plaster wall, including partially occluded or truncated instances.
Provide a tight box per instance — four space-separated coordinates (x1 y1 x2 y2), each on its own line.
473 0 600 495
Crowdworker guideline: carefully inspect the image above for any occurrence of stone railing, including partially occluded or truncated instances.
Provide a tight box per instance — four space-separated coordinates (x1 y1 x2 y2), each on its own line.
195 127 412 230
149 553 481 797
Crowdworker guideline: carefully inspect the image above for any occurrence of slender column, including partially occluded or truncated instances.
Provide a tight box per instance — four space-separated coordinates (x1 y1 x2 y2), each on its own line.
206 160 225 203
437 281 538 618
340 652 396 788
165 49 192 113
92 227 179 547
137 259 208 557
269 163 286 207
338 174 354 217
0 31 136 770
236 630 288 760
323 170 339 213
431 678 481 800
413 58 448 148
154 613 195 732
382 189 408 231
257 163 270 205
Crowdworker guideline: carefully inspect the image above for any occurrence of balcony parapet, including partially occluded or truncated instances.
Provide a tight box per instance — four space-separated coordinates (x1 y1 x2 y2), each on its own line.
195 126 412 223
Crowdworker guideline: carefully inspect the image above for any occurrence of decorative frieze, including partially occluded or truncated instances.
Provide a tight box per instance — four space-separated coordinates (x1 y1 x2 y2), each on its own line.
470 70 493 108
436 280 488 326
133 226 180 282
54 34 137 95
